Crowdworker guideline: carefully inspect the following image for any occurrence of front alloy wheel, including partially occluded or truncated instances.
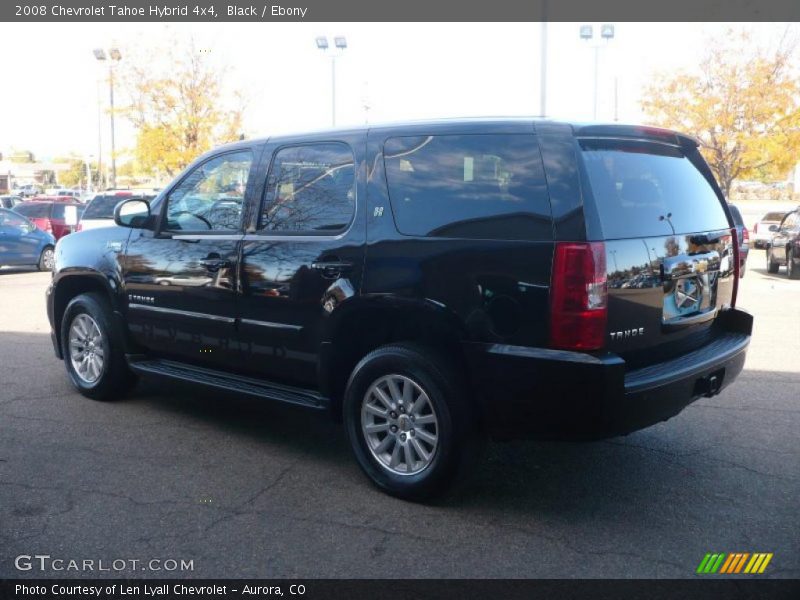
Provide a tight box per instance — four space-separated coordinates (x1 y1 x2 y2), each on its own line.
68 313 106 384
361 374 439 476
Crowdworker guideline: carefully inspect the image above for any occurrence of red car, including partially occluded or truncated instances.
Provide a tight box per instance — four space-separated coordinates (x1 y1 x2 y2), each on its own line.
13 200 84 240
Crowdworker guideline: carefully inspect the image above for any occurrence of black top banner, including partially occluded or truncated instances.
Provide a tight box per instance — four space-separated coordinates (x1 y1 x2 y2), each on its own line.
2 0 800 22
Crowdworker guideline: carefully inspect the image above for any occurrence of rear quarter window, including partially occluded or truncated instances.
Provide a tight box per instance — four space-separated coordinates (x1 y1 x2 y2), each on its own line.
383 134 552 241
580 139 729 239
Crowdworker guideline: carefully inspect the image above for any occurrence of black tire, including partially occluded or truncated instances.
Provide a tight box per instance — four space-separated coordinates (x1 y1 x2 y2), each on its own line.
343 343 480 501
788 248 800 280
60 292 136 401
767 249 780 274
37 246 55 271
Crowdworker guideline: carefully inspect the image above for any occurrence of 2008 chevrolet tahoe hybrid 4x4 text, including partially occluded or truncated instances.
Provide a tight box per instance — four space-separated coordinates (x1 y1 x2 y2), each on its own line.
46 119 753 499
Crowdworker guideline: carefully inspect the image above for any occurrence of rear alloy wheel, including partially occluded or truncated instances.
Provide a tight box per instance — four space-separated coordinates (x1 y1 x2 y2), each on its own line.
767 249 780 274
38 246 54 271
344 343 480 500
788 248 800 280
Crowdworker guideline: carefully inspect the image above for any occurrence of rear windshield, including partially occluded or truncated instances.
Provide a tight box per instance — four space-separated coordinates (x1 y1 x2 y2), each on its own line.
762 212 786 222
580 139 729 239
83 195 123 219
14 203 50 219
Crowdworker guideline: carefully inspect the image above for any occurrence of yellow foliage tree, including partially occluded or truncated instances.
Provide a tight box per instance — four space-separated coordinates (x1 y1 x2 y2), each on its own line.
123 40 245 178
641 29 800 197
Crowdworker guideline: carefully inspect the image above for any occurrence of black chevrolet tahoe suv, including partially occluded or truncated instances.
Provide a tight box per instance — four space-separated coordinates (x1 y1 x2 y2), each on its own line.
47 119 753 499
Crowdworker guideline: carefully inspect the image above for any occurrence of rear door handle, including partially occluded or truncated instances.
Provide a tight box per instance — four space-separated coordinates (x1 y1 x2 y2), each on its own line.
199 258 230 271
311 260 353 278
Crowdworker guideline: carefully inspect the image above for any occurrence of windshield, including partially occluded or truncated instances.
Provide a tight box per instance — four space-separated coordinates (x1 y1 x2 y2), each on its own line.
83 195 123 219
580 139 729 239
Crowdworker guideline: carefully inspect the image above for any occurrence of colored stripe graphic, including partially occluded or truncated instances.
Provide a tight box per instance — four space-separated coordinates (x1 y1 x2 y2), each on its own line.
700 552 774 574
698 553 726 573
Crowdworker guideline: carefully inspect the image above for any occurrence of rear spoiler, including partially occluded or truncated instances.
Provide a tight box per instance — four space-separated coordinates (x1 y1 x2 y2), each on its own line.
570 124 699 149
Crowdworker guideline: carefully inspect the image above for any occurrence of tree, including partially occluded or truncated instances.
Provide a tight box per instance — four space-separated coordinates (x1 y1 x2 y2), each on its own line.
641 28 800 197
122 39 245 178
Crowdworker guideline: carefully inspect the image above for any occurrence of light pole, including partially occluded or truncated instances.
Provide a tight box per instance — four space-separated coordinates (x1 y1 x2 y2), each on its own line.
315 36 347 127
580 24 615 120
93 47 122 189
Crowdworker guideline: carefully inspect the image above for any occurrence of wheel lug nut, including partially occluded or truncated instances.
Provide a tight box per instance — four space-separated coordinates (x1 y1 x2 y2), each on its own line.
400 433 407 442
390 425 398 433
390 412 397 419
409 430 415 437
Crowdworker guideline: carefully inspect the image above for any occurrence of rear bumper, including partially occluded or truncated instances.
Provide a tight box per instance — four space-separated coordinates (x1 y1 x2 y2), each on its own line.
464 308 753 439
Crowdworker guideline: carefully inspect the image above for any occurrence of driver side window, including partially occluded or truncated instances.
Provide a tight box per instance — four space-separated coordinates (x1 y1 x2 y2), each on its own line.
165 150 253 232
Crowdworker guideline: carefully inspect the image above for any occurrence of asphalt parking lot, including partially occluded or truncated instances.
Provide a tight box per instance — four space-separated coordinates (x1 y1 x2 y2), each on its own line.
0 261 798 579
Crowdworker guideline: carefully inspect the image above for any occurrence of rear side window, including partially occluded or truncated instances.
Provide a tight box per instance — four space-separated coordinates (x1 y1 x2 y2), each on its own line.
14 203 50 219
580 139 728 239
383 134 551 241
259 143 355 233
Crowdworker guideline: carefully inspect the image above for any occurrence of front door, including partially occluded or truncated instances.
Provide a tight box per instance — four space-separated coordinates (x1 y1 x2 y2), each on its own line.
123 149 257 369
237 139 365 387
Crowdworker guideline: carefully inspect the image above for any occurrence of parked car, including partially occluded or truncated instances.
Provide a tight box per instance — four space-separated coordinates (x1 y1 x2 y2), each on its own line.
46 120 752 499
0 207 56 270
752 210 786 249
48 189 84 202
766 207 800 279
14 184 41 198
727 204 749 277
13 200 84 240
0 195 23 209
78 191 144 231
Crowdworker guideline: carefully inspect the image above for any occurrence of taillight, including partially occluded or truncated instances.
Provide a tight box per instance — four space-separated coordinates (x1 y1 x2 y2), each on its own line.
730 228 740 307
742 227 749 243
549 242 608 351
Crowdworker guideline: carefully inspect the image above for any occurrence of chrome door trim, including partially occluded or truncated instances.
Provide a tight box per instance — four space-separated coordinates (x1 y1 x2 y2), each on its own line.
240 318 303 332
128 303 236 324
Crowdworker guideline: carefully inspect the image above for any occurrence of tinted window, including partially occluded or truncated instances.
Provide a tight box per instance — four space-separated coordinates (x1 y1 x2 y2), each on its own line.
383 134 551 241
580 140 728 239
166 150 252 232
260 143 355 233
763 212 786 222
14 203 50 219
782 212 800 231
727 204 744 226
83 195 124 219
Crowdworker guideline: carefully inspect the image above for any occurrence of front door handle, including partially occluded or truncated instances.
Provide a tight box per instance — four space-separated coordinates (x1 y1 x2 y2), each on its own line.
199 258 230 271
311 260 353 278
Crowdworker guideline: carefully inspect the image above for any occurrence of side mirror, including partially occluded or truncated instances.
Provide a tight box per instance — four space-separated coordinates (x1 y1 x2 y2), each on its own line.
114 198 151 229
768 224 779 233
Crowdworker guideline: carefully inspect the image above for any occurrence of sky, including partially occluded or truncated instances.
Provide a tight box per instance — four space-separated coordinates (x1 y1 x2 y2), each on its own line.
0 22 792 163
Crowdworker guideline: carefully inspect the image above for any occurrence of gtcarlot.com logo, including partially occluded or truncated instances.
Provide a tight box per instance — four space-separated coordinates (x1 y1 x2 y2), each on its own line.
696 552 773 574
15 555 194 572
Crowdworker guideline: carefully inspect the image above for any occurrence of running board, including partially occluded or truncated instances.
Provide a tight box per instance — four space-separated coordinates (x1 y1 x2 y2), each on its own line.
126 357 328 410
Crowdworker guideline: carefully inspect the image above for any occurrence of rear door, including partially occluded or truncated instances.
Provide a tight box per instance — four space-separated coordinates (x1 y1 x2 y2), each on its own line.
236 138 365 387
578 136 736 367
